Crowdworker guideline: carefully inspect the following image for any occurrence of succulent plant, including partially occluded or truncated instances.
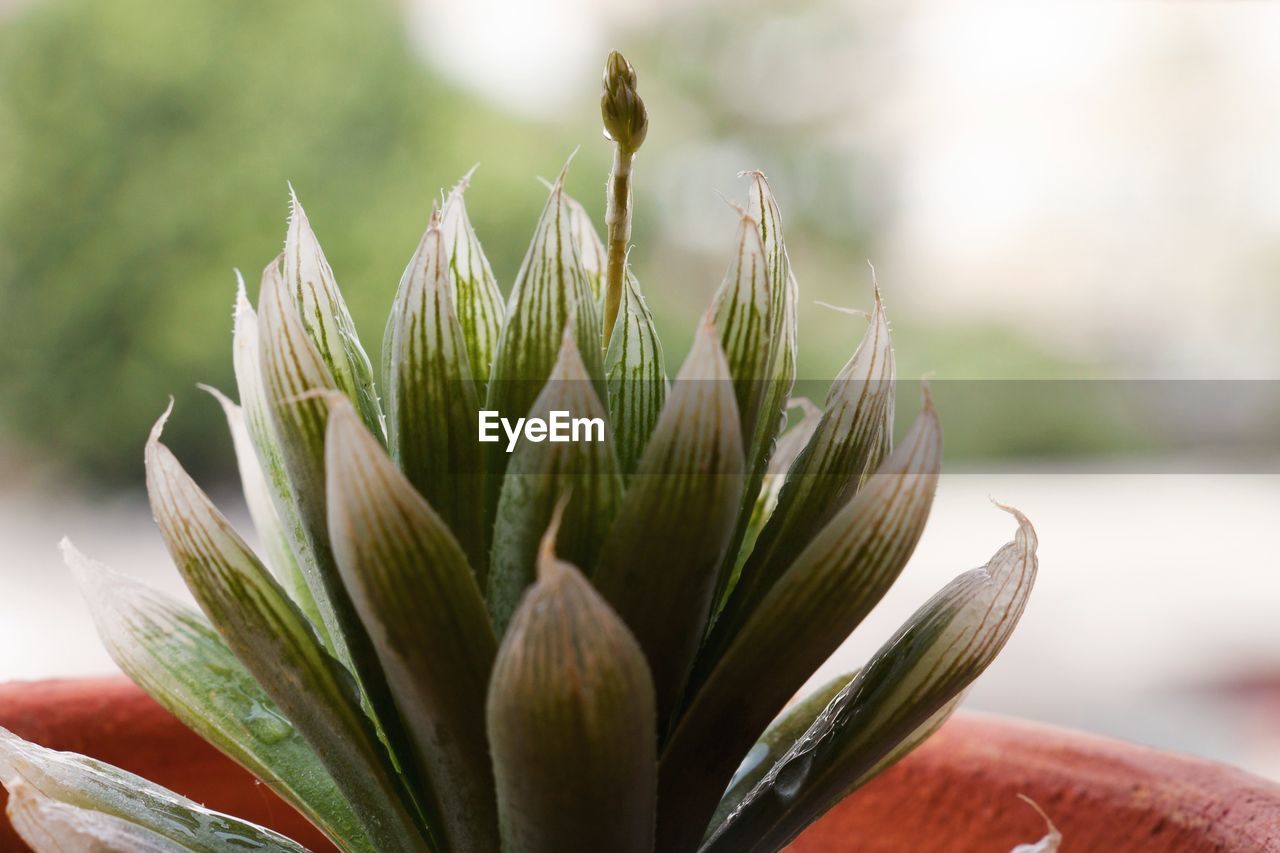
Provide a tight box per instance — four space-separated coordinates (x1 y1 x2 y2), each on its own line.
0 52 1038 853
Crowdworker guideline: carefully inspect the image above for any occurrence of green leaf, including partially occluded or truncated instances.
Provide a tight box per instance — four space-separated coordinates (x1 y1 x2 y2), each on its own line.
562 186 607 303
711 211 771 446
257 261 420 781
440 171 505 396
144 411 429 853
702 288 895 677
201 380 323 631
326 397 499 853
0 728 307 852
6 778 186 852
384 207 488 577
487 509 657 853
486 161 604 464
604 269 667 474
710 173 799 621
725 398 822 600
285 188 385 438
702 506 1038 853
63 541 370 851
488 331 622 635
659 391 941 853
708 669 853 835
592 316 743 724
231 279 328 640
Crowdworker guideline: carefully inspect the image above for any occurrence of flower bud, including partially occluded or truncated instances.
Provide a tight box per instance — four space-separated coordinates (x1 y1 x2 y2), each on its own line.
600 50 647 152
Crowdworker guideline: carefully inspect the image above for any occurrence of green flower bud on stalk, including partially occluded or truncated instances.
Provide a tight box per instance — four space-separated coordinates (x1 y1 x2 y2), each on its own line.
600 50 648 350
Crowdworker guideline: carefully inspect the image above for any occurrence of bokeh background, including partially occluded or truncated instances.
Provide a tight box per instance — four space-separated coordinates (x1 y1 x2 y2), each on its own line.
3 0 1279 777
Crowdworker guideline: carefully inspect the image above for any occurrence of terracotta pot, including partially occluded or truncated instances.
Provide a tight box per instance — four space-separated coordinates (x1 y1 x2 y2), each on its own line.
2 678 1279 852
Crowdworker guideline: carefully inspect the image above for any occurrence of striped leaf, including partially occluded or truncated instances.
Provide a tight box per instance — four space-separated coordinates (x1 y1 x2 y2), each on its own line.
604 269 667 474
284 189 384 438
440 172 505 394
326 397 499 853
704 289 895 672
63 542 369 850
486 163 604 461
488 331 622 635
702 507 1038 853
384 208 487 576
6 779 187 853
201 382 321 629
0 728 307 852
711 173 800 619
712 211 771 445
659 391 941 853
144 412 429 853
592 317 743 724
487 511 656 853
257 260 415 768
563 187 607 303
230 279 328 639
727 398 822 598
708 669 853 835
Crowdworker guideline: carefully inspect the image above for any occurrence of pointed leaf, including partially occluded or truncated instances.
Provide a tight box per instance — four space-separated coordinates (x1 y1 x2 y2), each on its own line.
712 212 771 445
0 729 306 852
327 397 499 853
440 172 505 395
64 542 369 851
488 332 622 635
486 164 604 461
231 280 328 639
563 187 607 303
285 189 384 436
703 507 1037 853
487 515 656 853
144 414 428 852
257 261 420 778
202 380 322 629
604 269 667 474
705 290 895 672
384 210 487 575
592 317 743 723
660 392 941 853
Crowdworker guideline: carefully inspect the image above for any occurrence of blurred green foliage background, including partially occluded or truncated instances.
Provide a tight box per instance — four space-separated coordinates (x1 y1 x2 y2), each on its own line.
0 0 1114 486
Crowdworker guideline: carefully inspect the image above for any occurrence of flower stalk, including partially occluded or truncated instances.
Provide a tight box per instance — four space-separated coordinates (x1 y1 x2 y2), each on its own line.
600 50 647 350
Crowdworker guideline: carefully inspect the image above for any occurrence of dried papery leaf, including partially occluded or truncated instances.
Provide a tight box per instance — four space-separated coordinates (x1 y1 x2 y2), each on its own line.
440 171 505 394
563 187 607 302
201 382 321 628
65 542 369 850
1011 795 1062 853
488 331 622 635
659 390 940 853
285 188 384 436
487 513 656 853
384 210 487 575
604 268 667 474
709 670 853 834
726 398 822 598
6 779 183 853
486 161 604 474
704 288 894 673
703 507 1037 853
0 729 307 852
231 281 328 639
144 413 429 852
326 397 499 853
593 317 743 724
